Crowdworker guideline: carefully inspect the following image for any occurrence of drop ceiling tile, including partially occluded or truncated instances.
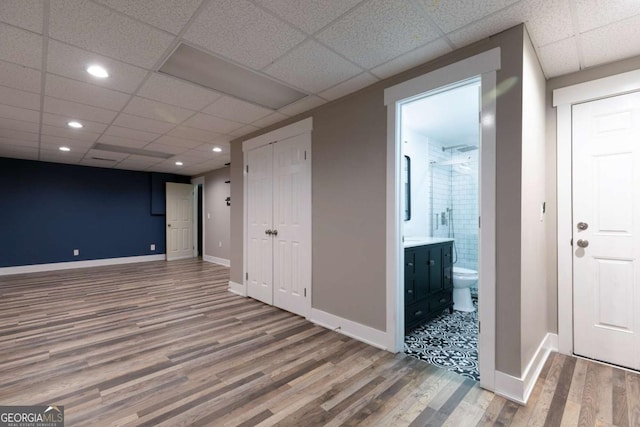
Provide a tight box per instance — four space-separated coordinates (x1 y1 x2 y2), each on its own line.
97 134 149 149
191 141 231 153
171 149 209 161
317 0 440 68
0 125 39 141
44 97 118 124
230 124 259 138
0 104 39 124
40 136 94 151
0 144 39 160
0 0 44 33
183 0 306 69
370 39 452 79
86 148 129 161
0 23 42 69
47 40 148 93
264 40 362 93
45 74 131 111
0 86 40 110
278 96 327 117
319 72 378 101
447 0 572 49
79 158 119 168
0 136 39 148
188 158 230 174
49 0 175 69
115 155 163 170
104 125 159 142
41 125 101 143
40 150 86 164
94 0 203 34
418 0 518 33
574 0 640 33
137 73 222 110
183 113 243 134
153 135 202 149
250 112 289 128
168 126 221 143
143 142 186 155
254 0 362 34
112 113 176 134
580 15 640 68
42 112 108 133
202 96 274 124
0 60 41 93
123 97 195 124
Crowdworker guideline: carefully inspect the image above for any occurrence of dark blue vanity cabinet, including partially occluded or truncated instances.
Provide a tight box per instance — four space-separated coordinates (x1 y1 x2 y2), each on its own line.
404 241 453 333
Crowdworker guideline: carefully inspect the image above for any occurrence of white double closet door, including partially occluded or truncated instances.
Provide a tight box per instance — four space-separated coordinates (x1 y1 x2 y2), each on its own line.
246 133 311 318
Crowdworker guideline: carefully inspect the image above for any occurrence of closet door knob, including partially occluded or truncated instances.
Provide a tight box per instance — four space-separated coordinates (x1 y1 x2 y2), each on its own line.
272 229 278 236
265 229 272 235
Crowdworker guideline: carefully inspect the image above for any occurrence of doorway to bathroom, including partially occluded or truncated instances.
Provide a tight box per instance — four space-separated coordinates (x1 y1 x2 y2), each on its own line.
384 48 498 391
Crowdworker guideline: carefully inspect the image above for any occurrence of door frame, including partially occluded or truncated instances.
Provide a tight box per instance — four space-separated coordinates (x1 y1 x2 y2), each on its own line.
191 176 205 258
553 69 640 356
241 118 313 311
384 48 500 391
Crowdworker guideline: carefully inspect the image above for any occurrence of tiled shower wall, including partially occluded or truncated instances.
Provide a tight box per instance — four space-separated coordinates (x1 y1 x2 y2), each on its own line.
429 141 478 272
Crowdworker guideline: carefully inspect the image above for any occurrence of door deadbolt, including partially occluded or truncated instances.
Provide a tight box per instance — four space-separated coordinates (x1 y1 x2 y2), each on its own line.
576 239 589 248
577 222 588 231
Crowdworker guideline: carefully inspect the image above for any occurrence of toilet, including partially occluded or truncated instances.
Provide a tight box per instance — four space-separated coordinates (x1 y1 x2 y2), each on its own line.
452 267 477 312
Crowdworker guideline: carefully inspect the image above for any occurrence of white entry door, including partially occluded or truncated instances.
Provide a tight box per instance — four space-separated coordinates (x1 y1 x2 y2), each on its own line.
245 131 311 318
247 144 274 305
272 134 311 317
166 182 194 261
573 91 640 370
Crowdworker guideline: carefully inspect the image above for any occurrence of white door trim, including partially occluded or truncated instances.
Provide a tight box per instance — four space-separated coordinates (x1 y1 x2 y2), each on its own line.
242 118 313 312
553 68 640 356
384 48 500 391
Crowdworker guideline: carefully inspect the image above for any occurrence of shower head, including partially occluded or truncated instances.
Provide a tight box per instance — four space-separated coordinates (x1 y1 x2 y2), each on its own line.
457 145 478 152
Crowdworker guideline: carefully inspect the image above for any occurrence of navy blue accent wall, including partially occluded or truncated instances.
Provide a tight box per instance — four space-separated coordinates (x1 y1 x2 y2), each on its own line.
0 157 190 267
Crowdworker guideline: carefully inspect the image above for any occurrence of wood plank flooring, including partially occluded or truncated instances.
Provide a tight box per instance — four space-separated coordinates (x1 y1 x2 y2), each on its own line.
1 259 639 426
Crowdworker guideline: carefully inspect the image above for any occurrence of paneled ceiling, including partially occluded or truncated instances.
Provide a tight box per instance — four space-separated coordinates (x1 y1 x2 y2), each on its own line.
1 0 639 176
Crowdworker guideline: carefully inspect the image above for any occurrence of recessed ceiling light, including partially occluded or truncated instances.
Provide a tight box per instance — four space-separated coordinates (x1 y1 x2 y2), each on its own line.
86 64 109 78
212 147 222 152
175 161 183 166
59 146 71 152
67 121 83 129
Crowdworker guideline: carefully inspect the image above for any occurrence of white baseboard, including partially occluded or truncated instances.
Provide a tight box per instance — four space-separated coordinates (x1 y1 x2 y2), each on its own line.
203 255 230 267
0 254 166 276
308 308 390 351
494 333 558 405
228 280 245 296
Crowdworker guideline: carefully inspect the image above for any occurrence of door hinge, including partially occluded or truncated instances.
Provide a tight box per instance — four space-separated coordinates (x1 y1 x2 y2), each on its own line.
304 288 307 297
570 238 573 246
245 272 248 280
479 321 481 334
246 165 249 173
478 216 481 228
304 150 307 160
479 111 482 124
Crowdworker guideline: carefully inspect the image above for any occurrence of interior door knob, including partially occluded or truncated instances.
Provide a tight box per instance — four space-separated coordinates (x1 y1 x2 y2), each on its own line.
577 239 589 248
265 229 272 235
167 224 171 227
272 229 278 236
577 222 589 230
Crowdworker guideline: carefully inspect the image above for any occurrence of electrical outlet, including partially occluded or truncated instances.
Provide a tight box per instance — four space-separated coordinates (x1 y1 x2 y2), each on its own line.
73 249 79 256
150 244 156 251
218 241 222 247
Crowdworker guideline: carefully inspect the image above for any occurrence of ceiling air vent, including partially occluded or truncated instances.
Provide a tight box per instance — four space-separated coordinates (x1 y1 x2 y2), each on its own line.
159 43 307 110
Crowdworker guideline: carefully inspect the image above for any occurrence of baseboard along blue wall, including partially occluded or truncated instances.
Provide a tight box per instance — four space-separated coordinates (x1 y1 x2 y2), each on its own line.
0 157 190 267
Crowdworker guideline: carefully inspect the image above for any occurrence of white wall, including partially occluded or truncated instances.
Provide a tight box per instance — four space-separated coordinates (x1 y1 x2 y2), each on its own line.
203 167 230 263
520 30 548 370
401 127 430 237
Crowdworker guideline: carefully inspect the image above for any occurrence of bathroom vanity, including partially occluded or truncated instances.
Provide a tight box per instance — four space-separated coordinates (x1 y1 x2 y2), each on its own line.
404 237 454 333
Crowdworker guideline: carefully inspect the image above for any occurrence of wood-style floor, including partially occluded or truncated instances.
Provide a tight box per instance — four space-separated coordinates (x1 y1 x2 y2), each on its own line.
1 259 638 426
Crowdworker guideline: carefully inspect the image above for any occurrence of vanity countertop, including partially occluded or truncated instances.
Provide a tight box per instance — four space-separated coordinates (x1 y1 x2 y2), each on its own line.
403 237 454 248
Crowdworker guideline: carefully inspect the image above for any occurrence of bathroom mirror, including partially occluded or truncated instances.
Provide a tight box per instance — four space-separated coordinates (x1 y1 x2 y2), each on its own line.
403 155 411 221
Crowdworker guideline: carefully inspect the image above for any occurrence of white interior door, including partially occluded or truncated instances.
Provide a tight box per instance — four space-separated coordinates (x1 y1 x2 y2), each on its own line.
166 182 194 261
573 91 640 370
247 144 274 305
272 134 311 317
